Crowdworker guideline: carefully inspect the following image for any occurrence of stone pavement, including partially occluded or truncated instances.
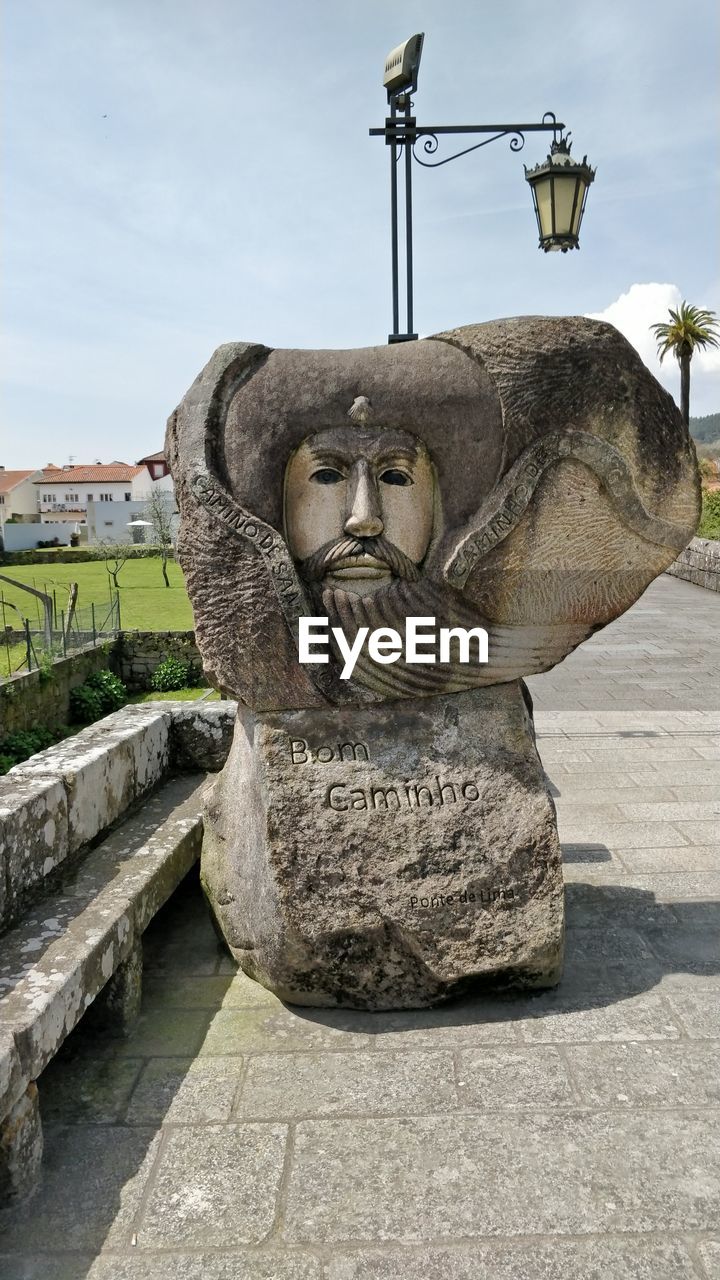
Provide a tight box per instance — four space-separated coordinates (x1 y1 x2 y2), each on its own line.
0 573 718 1280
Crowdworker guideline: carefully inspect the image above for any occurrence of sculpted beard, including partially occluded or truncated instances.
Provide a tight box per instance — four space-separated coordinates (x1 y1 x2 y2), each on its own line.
300 535 421 585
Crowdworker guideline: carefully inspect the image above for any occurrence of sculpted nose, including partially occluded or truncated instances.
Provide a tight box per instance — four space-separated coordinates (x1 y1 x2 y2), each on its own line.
344 462 383 538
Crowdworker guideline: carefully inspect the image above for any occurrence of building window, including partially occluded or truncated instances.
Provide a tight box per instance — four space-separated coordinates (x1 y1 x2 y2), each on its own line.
124 492 131 501
86 492 93 501
99 493 112 502
104 520 113 527
65 492 79 503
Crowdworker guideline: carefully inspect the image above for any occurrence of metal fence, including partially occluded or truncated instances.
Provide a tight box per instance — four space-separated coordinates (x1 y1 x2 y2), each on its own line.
0 595 121 680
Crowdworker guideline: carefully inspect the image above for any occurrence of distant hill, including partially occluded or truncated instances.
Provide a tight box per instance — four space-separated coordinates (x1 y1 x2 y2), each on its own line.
690 412 720 443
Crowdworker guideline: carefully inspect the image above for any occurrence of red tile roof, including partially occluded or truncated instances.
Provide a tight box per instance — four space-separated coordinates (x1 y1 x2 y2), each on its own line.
136 450 166 464
37 464 143 484
0 469 39 494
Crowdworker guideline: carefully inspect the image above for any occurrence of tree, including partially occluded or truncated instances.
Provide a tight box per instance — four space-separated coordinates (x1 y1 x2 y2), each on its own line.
651 302 720 426
100 540 131 592
144 488 177 588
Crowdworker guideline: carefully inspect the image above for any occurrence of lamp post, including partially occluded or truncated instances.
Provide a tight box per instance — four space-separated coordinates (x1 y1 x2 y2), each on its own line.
370 33 596 343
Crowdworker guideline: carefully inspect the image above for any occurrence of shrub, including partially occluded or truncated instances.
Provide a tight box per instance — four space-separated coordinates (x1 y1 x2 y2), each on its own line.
0 545 174 566
86 669 127 712
69 669 127 722
698 489 720 540
69 683 104 723
151 655 190 692
0 726 56 774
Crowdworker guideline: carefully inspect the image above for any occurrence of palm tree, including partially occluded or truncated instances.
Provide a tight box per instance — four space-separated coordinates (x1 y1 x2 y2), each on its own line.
651 301 720 426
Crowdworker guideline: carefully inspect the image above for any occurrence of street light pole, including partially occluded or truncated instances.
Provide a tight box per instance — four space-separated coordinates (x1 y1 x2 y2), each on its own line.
371 34 595 344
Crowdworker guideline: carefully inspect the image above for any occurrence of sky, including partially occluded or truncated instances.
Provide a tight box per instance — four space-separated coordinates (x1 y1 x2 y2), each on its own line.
2 0 719 469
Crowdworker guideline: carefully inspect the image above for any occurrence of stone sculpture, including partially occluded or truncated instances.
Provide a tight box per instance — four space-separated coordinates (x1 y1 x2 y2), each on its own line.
168 317 699 1008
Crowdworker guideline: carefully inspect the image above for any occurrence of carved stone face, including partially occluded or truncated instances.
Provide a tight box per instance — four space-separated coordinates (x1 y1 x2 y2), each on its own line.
284 425 435 596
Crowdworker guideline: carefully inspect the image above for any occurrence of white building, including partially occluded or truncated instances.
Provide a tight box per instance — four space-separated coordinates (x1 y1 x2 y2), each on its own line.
86 452 177 545
0 469 43 530
35 462 143 524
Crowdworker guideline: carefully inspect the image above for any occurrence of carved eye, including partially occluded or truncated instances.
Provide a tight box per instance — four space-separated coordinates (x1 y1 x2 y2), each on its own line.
311 468 344 485
380 468 413 487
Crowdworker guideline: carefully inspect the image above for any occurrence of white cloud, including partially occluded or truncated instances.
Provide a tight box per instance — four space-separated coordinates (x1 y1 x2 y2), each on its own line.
587 283 720 415
587 282 681 372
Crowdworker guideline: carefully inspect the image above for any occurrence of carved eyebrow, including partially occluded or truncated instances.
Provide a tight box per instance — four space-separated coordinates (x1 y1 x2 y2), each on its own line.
306 444 419 468
376 448 417 465
306 447 351 469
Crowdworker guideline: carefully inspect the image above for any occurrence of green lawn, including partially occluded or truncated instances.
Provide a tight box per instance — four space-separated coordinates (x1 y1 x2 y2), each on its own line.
0 557 193 632
129 688 220 703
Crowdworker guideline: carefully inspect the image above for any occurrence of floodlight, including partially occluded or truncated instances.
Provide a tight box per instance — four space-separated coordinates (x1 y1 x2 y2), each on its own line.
383 33 424 101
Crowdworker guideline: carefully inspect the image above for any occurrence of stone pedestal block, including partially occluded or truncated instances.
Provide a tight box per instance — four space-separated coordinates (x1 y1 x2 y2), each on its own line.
201 682 564 1010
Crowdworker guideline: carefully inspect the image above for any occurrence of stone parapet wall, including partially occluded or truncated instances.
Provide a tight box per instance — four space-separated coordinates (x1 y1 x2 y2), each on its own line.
0 642 115 736
114 630 203 691
0 701 235 932
666 537 720 592
1 631 207 735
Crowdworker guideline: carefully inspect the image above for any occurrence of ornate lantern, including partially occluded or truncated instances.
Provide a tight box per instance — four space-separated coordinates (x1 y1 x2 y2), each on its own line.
525 137 596 252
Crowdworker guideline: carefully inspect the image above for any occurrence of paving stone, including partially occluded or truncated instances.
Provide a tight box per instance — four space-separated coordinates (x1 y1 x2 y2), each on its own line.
585 872 720 902
236 1050 457 1119
454 1045 575 1107
564 881 681 929
553 771 653 791
325 1238 702 1279
0 1259 96 1280
617 846 720 872
668 785 720 801
568 1040 720 1106
615 802 720 821
284 1111 720 1241
221 973 285 1008
135 1123 287 1247
570 747 705 766
110 1008 212 1057
513 991 682 1043
698 1239 720 1280
662 990 720 1039
199 1007 375 1055
641 921 720 975
143 934 222 977
674 820 720 844
0 1126 160 1252
556 787 676 805
558 822 691 848
557 804 626 826
562 928 656 964
363 999 522 1048
38 1055 143 1125
561 844 618 867
0 1254 321 1280
86 1255 321 1279
125 1055 244 1125
141 974 238 1009
631 765 720 785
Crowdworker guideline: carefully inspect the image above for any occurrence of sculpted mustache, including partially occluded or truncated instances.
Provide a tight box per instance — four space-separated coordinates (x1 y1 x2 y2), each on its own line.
300 535 421 582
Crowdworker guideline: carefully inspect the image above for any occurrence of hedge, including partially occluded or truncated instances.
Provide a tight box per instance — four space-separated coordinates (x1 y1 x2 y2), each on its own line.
0 545 175 566
699 489 720 540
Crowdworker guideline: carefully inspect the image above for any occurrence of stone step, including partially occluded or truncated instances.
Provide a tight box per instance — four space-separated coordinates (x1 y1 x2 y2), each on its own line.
0 772 208 1202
